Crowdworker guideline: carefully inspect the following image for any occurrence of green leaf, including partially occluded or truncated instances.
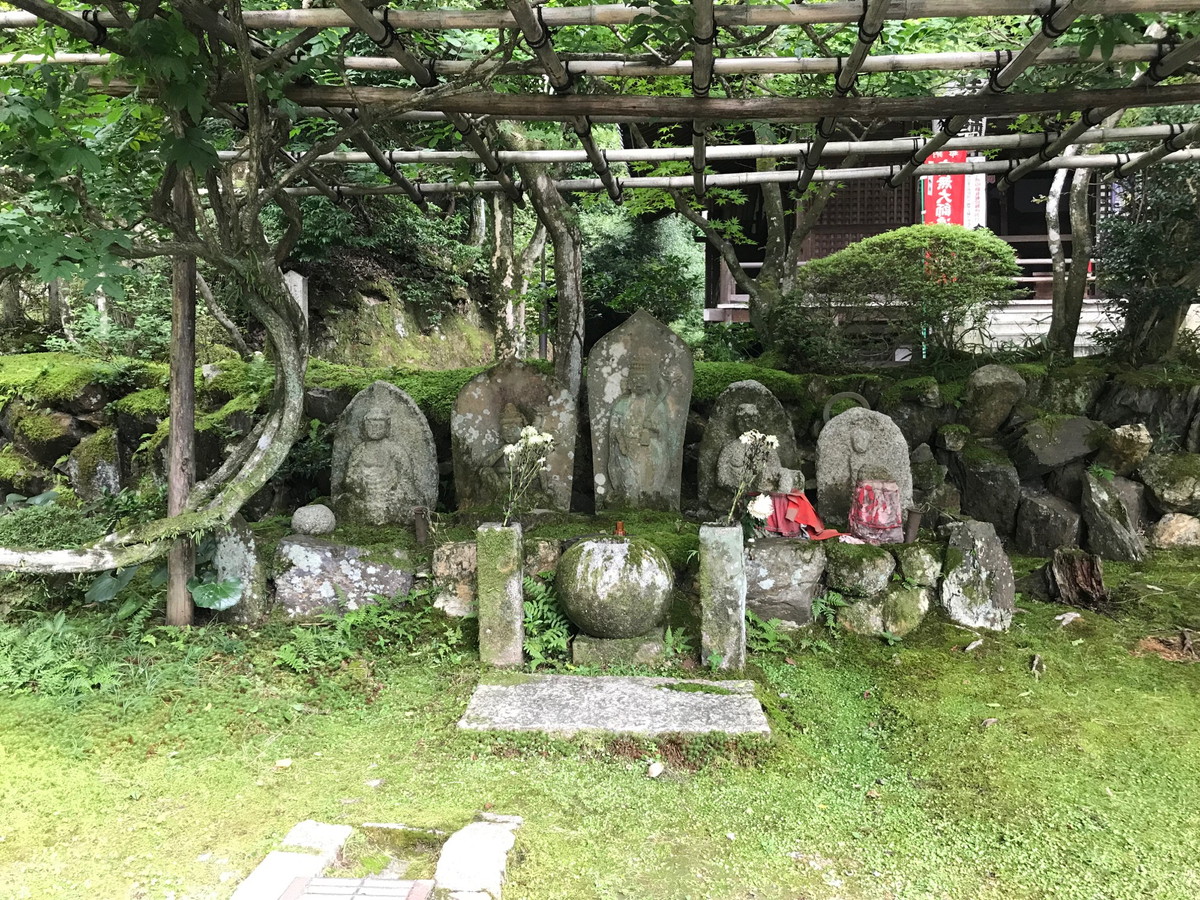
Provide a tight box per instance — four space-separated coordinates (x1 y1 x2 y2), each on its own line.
189 578 242 611
85 566 140 604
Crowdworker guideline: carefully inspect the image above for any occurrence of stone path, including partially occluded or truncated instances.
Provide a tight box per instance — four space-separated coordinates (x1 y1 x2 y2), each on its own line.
459 674 771 736
284 876 433 899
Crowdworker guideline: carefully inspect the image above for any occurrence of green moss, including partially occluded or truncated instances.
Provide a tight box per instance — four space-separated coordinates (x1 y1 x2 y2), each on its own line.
961 438 1012 468
656 682 735 695
196 393 264 434
880 376 940 409
0 446 49 491
939 424 970 437
15 409 70 446
1141 451 1200 483
329 522 420 567
111 387 169 419
0 353 157 404
692 363 810 405
70 427 117 483
0 503 106 549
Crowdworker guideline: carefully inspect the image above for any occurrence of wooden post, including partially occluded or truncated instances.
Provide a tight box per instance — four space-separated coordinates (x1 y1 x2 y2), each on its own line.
166 179 196 627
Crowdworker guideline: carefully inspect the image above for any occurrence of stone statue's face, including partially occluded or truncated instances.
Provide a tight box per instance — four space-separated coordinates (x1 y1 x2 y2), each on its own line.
851 431 869 454
363 414 390 441
735 403 758 432
500 413 524 444
628 355 655 394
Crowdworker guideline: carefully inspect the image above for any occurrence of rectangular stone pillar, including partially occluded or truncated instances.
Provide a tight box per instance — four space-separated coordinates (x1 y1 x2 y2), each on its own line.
700 524 746 670
476 523 524 667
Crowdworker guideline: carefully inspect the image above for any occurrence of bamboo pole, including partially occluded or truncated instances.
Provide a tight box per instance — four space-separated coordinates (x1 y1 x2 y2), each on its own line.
999 34 1200 188
887 0 1086 187
331 0 523 203
1105 119 1200 179
92 77 1200 122
6 0 1200 32
691 0 715 197
274 146 1200 197
796 0 892 194
0 43 1171 77
505 0 622 202
219 123 1184 166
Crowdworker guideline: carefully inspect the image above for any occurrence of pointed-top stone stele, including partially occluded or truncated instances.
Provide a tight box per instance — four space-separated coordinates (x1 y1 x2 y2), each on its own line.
587 310 694 511
451 360 577 511
816 406 912 528
331 380 438 525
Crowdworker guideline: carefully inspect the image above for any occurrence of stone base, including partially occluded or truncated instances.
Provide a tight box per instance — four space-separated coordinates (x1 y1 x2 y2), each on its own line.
571 629 665 666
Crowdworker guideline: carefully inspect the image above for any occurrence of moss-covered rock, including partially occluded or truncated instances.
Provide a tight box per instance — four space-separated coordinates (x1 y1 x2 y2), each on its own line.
824 541 895 597
0 445 50 497
476 523 525 667
556 536 673 639
893 542 941 587
67 427 121 501
1136 452 1200 515
883 583 932 636
4 401 82 465
961 364 1026 435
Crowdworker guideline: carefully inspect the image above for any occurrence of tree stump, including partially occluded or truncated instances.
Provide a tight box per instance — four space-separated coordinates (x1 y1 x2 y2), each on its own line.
1046 547 1108 610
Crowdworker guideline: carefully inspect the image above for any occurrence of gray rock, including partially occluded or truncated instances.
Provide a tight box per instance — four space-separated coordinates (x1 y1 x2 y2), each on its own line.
572 631 665 667
331 380 437 525
458 674 770 736
1093 378 1200 440
697 380 799 519
1094 423 1152 476
3 400 84 466
452 360 578 512
434 813 523 899
824 541 896 597
303 386 356 424
962 365 1026 435
1011 416 1108 477
476 523 524 668
1028 370 1107 416
433 540 478 617
816 407 913 530
274 536 414 617
937 425 970 453
1014 492 1082 556
744 538 825 628
940 520 1015 631
1150 512 1200 548
1080 472 1146 562
920 481 962 517
587 310 693 511
1112 476 1149 534
1137 453 1200 515
838 584 932 637
910 443 947 492
699 524 747 670
291 503 336 536
556 537 674 638
214 515 269 623
951 441 1021 535
885 402 954 450
893 543 942 587
66 428 121 502
1047 460 1087 504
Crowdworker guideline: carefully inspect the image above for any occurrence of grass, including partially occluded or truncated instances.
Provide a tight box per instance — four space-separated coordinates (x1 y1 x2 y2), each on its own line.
2 551 1200 900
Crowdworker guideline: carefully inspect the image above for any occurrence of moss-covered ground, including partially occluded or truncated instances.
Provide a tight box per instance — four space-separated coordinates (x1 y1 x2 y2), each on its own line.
2 548 1199 899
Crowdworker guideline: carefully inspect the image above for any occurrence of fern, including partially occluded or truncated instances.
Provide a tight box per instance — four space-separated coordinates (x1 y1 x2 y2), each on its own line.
522 576 572 670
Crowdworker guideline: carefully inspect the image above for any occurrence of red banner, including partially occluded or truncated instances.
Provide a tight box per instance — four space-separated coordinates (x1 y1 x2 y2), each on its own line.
922 150 968 225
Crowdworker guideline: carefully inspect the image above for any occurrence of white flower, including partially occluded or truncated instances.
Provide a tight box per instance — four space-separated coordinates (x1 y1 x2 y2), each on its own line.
520 425 539 440
537 456 547 467
502 443 520 458
747 494 774 521
738 430 761 445
764 434 780 449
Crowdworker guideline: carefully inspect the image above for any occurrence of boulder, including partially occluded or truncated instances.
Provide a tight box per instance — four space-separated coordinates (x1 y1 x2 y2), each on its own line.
744 538 825 628
1010 416 1108 477
950 441 1021 535
1080 472 1145 562
838 584 932 637
1136 453 1200 515
1013 492 1082 556
213 516 270 623
1094 423 1152 476
556 537 674 639
1029 370 1107 416
1111 476 1149 534
936 425 970 453
303 385 356 424
1150 513 1200 549
885 401 954 450
893 542 942 587
433 540 477 617
962 365 1026 435
291 503 336 536
3 401 83 466
939 520 1015 631
1092 377 1200 440
910 443 947 492
66 427 121 502
1047 461 1086 504
824 541 895 597
274 536 414 617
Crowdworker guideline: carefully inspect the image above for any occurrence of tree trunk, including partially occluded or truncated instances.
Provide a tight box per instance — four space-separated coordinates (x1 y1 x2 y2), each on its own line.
197 272 252 359
0 276 22 326
1047 162 1093 356
1045 164 1071 336
46 278 65 335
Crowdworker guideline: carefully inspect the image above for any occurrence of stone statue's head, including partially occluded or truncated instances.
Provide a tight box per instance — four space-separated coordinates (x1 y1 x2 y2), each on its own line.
851 429 870 454
500 402 525 444
362 411 390 442
735 402 759 432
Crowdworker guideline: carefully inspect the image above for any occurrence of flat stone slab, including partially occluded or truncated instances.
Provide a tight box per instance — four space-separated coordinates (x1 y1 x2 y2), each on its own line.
459 674 770 736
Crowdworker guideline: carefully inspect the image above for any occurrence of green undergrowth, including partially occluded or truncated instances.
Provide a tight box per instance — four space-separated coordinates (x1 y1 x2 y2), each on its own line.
0 353 163 405
1 549 1199 898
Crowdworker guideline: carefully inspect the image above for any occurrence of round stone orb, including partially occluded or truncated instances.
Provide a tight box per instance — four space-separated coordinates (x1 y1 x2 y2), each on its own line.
291 503 337 536
555 537 674 638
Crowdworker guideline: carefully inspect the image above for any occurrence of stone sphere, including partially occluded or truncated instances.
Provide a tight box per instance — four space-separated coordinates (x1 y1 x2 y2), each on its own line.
291 503 337 536
555 537 674 638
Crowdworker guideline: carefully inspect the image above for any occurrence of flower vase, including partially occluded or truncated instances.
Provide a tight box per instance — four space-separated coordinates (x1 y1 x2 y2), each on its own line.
476 522 524 667
699 523 747 670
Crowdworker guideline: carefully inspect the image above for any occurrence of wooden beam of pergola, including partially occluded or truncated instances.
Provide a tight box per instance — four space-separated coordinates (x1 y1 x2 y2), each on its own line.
1105 119 1200 178
277 146 1200 197
91 78 1200 122
238 123 1187 167
795 0 892 195
505 0 622 202
998 33 1200 188
330 0 522 204
886 0 1086 187
690 0 715 197
6 0 1200 32
0 43 1172 79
